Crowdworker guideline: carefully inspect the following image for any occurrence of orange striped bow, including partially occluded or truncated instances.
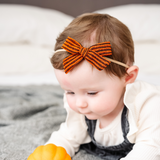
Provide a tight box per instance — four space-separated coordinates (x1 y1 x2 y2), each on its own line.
62 37 112 74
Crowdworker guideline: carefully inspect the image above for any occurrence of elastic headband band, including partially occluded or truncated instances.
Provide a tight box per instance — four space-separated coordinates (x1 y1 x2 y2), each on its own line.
54 49 129 69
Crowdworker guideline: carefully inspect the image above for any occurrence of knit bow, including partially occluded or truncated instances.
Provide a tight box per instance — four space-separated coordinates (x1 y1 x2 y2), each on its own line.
62 37 112 74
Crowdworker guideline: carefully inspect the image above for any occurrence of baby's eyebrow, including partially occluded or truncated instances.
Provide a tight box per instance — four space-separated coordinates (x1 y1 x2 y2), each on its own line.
61 85 72 91
79 86 101 91
61 86 67 90
80 84 101 89
61 83 102 91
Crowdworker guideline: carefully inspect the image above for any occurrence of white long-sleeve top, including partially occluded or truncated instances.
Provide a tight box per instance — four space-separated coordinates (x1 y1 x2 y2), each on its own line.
46 81 160 159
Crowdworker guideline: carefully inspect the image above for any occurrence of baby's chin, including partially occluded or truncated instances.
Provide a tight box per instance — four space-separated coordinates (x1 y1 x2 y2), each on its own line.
84 113 99 120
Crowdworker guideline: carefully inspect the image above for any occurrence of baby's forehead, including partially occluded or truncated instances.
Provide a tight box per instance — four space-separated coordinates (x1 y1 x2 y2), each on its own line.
55 59 123 92
64 61 109 85
69 61 101 77
55 60 106 84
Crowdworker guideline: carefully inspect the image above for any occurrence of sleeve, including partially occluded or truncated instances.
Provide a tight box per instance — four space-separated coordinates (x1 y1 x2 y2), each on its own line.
121 92 160 160
45 93 91 157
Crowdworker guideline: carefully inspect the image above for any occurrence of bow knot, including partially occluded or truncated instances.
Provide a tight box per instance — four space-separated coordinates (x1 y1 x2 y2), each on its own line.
62 37 112 74
80 47 89 58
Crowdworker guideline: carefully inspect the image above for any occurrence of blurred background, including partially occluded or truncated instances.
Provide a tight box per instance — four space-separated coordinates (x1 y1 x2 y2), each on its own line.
0 1 160 159
0 0 160 86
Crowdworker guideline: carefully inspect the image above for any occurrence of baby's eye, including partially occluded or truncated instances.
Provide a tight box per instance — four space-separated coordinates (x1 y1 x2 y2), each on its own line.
88 92 98 95
66 91 75 94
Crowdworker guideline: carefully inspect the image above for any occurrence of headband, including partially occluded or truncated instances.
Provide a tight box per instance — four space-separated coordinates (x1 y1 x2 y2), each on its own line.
54 37 129 74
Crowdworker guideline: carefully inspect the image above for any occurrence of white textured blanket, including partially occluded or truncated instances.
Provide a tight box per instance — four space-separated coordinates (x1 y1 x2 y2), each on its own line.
0 85 101 160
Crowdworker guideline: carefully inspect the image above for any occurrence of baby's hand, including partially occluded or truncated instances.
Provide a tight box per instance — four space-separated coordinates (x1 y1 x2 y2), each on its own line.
27 143 71 160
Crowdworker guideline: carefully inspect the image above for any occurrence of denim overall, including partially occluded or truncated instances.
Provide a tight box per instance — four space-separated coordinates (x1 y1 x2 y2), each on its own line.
80 106 135 160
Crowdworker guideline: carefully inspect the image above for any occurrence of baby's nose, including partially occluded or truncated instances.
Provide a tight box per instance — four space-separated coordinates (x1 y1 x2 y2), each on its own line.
76 97 87 108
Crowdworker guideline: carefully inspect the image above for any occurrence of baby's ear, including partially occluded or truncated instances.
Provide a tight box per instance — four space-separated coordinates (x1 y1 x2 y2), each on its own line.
125 65 139 84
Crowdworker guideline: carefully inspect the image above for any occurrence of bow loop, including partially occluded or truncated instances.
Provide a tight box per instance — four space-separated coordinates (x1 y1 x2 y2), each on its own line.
62 37 112 74
62 37 81 55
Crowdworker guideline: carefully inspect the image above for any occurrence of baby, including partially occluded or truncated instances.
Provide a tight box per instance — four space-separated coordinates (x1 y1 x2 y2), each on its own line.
36 13 160 160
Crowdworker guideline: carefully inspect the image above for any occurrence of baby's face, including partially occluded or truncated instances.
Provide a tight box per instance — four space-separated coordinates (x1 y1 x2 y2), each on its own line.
55 60 126 123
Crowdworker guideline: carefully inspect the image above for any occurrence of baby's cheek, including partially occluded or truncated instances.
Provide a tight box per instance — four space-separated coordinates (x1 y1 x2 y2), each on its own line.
91 100 111 112
66 97 77 112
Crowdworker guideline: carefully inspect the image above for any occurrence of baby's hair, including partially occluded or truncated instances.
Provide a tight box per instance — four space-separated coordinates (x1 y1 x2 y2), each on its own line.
51 13 134 78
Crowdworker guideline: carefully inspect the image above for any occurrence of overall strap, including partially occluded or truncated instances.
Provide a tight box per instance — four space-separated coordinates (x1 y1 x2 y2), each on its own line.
80 106 135 160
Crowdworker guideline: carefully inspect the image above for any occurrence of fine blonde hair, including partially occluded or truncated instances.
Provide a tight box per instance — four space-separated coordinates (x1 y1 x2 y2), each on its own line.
51 13 134 78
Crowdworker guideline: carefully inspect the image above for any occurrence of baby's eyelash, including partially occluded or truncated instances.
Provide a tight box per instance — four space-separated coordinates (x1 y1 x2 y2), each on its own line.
66 91 75 94
66 91 98 95
88 92 98 95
